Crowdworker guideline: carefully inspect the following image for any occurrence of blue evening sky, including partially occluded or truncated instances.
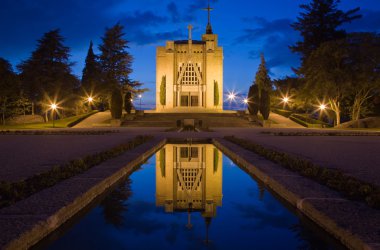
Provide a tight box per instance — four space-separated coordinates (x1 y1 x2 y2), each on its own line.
1 0 380 105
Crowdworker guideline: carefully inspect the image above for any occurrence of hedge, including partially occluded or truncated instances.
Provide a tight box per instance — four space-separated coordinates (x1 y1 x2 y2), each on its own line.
225 136 380 209
0 135 153 208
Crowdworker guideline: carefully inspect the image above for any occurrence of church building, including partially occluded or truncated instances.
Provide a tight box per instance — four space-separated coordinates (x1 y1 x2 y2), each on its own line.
156 6 223 112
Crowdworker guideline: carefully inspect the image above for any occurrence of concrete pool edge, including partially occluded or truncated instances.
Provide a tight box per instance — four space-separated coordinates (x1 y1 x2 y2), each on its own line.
1 136 378 249
0 138 167 250
213 138 377 250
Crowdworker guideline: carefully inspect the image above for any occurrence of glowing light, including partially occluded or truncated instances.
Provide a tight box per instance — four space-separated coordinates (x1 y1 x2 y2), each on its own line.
50 103 57 110
227 92 236 101
243 98 248 104
138 94 142 98
319 104 326 110
283 97 289 103
87 96 93 103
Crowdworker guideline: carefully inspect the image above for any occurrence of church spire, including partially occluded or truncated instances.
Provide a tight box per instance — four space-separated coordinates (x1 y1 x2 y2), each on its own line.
202 0 213 34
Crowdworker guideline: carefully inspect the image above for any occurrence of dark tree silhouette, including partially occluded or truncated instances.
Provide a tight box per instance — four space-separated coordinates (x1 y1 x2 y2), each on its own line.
0 58 19 124
99 23 133 96
124 91 133 114
291 0 361 66
18 29 78 115
82 41 102 97
111 88 122 119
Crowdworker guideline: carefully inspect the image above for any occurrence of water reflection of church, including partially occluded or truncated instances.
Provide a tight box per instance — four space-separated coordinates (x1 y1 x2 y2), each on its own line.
156 144 223 229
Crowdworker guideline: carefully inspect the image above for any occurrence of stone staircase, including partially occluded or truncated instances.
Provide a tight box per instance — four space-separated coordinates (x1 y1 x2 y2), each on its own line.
121 112 254 127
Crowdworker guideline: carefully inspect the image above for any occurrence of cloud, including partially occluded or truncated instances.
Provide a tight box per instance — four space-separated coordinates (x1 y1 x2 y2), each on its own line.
123 11 167 27
237 17 300 71
167 2 180 22
119 10 185 45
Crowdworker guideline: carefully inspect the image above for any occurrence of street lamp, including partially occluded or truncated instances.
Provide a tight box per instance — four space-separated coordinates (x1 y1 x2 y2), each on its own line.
138 94 142 110
243 98 248 109
87 96 94 112
50 103 57 128
319 104 326 111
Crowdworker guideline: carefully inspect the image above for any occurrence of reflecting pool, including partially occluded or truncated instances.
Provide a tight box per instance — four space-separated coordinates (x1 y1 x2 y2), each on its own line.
37 144 345 249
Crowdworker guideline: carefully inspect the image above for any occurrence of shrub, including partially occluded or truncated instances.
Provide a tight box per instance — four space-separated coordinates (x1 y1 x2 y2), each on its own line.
0 135 153 208
225 136 380 209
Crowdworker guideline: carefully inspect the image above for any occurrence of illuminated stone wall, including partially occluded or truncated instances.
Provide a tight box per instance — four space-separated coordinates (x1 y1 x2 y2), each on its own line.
156 28 223 111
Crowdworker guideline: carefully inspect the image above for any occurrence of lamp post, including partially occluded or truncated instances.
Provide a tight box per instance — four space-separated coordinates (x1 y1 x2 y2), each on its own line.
227 92 236 110
138 94 142 110
50 103 57 128
87 96 93 112
243 98 248 110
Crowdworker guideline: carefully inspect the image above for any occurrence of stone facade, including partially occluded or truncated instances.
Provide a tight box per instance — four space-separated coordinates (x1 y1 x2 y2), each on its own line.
156 26 223 112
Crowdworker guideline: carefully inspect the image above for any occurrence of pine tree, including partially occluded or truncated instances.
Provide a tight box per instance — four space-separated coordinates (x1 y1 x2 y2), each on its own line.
291 0 361 63
124 91 133 114
214 80 219 107
111 88 122 119
18 29 78 115
82 41 102 96
99 23 133 95
0 58 19 124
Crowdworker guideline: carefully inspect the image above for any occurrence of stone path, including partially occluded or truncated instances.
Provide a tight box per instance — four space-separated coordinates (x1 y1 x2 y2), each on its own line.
73 111 111 128
269 112 304 128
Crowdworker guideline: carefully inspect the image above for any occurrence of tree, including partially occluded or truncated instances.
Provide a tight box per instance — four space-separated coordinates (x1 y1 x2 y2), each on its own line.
18 29 78 115
110 88 122 119
214 80 219 106
260 90 270 120
247 84 259 115
254 54 272 120
303 39 351 126
82 41 102 97
214 80 219 107
347 33 380 120
0 58 18 125
304 33 380 125
160 75 166 107
124 91 133 114
291 0 361 68
99 23 133 96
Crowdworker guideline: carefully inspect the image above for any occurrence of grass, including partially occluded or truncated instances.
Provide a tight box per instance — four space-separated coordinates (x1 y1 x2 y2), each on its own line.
0 111 98 130
272 108 293 118
225 136 380 209
0 135 153 208
289 113 330 128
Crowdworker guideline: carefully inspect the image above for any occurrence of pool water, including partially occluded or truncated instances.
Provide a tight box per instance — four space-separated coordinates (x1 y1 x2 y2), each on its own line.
37 144 344 249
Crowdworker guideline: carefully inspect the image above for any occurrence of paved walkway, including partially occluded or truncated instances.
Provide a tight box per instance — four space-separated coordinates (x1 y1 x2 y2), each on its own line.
269 112 304 128
73 111 111 128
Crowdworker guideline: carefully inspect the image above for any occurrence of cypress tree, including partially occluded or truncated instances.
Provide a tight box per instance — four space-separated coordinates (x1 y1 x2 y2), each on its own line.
111 88 122 119
82 41 101 96
247 84 259 116
160 75 166 107
260 90 270 120
214 80 219 107
254 54 272 120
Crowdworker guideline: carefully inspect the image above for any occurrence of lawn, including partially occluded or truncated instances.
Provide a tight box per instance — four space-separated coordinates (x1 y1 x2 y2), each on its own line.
0 111 98 129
